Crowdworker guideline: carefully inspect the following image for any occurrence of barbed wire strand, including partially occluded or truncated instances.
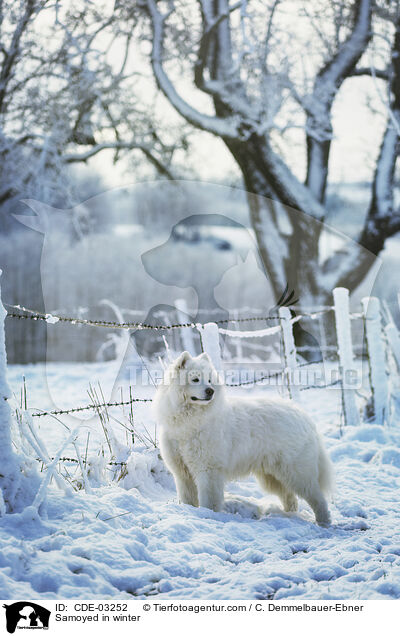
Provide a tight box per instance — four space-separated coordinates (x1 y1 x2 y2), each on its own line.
30 397 152 418
40 456 127 467
5 303 338 331
29 362 342 418
6 302 347 418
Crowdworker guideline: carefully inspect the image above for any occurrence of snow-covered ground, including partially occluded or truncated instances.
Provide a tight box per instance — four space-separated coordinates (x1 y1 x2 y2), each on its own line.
1 362 400 600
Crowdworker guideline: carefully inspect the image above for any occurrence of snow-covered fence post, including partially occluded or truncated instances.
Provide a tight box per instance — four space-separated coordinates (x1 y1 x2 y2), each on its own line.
383 304 400 372
0 271 22 514
175 298 196 355
279 306 300 401
197 322 223 372
333 287 359 426
361 297 388 425
232 309 243 360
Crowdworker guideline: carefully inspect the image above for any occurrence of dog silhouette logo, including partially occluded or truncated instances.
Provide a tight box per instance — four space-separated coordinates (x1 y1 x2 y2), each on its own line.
3 602 50 633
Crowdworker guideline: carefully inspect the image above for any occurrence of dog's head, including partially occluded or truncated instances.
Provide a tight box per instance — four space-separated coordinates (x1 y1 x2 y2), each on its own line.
164 351 222 407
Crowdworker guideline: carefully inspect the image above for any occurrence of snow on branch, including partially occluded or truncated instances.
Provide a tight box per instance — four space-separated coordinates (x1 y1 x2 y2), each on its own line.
351 66 389 81
305 0 372 128
315 0 372 91
64 141 175 179
0 0 37 112
305 0 372 202
194 0 253 118
145 0 240 139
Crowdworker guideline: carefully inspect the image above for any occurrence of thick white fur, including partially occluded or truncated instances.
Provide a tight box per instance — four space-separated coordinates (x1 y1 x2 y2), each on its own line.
154 352 334 525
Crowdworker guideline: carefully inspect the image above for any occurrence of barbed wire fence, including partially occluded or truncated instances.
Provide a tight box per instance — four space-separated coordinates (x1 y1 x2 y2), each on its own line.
5 302 332 330
5 297 354 416
2 286 400 485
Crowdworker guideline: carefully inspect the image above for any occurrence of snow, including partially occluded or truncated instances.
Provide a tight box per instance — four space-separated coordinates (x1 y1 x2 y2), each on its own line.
45 314 60 324
219 324 281 338
0 360 399 599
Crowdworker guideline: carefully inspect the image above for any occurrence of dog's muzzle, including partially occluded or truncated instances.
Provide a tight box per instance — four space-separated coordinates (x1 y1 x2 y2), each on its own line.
191 387 214 402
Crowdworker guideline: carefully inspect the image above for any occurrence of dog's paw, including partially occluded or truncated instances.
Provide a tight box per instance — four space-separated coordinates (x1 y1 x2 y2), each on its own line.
316 519 331 528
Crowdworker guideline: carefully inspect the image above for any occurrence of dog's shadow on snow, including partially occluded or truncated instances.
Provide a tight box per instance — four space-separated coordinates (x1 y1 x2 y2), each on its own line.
222 495 315 524
222 497 369 534
223 495 263 519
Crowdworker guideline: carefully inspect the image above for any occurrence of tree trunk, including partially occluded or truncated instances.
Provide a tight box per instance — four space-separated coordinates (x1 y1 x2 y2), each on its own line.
223 136 325 298
219 135 336 358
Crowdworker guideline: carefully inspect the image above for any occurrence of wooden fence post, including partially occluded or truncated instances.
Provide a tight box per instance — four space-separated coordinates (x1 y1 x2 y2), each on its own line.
361 297 388 425
385 322 400 372
279 306 300 401
175 298 196 355
383 303 400 372
333 287 359 426
198 322 223 372
232 309 243 360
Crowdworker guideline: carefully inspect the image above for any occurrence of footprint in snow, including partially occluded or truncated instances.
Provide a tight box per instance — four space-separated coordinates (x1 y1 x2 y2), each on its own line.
223 496 262 519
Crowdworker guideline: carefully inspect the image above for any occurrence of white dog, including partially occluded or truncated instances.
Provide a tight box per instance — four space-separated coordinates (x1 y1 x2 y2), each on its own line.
154 352 333 525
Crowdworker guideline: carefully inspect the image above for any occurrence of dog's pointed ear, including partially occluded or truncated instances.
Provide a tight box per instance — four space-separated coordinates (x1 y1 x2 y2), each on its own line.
174 351 192 369
198 352 211 363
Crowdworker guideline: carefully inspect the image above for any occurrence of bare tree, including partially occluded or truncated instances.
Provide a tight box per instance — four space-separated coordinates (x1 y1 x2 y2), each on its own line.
135 0 400 310
0 0 183 211
2 0 399 312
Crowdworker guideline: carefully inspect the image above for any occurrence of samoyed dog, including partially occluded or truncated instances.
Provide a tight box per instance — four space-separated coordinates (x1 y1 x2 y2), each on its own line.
154 352 333 525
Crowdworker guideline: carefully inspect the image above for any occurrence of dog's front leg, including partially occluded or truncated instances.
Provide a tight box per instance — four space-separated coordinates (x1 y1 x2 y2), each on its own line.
175 471 199 507
195 470 224 512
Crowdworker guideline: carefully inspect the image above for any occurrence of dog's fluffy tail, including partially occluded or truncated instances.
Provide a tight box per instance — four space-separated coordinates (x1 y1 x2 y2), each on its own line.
318 437 334 497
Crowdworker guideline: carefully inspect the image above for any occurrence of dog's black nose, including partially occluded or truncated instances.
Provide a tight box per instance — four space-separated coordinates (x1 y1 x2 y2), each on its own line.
205 387 214 397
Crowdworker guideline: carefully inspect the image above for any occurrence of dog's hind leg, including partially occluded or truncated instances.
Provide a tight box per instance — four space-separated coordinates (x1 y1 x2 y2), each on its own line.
281 491 298 513
195 470 224 512
256 472 298 513
303 487 331 526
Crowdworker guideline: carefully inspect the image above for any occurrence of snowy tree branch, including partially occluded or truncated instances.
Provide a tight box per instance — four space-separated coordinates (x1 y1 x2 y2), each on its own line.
64 141 176 179
351 66 389 80
144 0 240 139
0 0 37 112
194 0 253 118
305 0 373 202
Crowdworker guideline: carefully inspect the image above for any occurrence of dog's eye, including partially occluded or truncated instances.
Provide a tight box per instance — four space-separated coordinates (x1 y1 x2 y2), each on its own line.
192 377 199 383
